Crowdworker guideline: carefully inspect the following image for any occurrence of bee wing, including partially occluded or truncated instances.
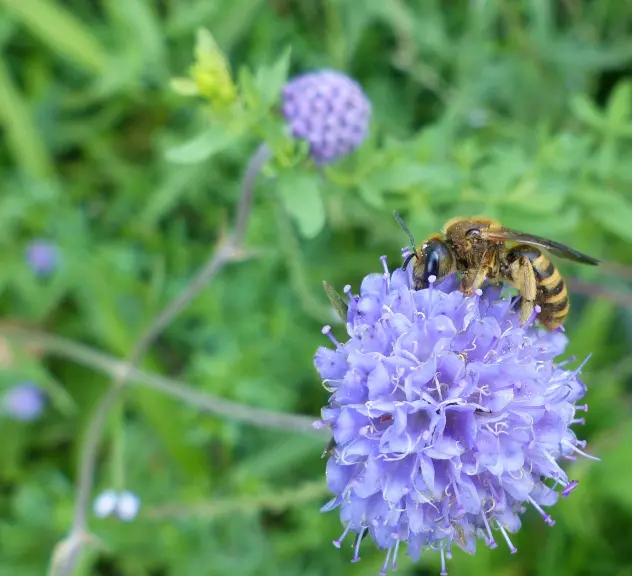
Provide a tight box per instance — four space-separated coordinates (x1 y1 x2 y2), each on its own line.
482 228 600 265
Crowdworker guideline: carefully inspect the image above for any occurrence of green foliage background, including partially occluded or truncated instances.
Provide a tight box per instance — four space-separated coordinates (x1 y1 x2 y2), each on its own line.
1 1 632 575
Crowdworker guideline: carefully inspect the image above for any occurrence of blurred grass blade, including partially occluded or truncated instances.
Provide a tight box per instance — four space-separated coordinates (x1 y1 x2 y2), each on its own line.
0 0 108 74
102 0 167 81
165 124 236 164
0 57 53 178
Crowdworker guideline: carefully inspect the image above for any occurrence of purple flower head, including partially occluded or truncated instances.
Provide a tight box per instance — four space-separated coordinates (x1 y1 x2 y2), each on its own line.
314 256 597 574
25 240 58 277
282 69 371 165
1 383 46 421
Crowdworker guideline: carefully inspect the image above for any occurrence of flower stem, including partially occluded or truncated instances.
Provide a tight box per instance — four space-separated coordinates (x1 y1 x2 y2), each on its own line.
111 398 125 492
1 326 321 435
47 143 272 576
145 479 329 520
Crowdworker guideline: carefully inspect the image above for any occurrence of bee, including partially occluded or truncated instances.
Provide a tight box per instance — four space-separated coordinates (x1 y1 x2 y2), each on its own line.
394 213 600 331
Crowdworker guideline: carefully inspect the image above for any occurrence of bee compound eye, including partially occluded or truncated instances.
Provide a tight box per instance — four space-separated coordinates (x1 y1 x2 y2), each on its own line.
424 249 440 278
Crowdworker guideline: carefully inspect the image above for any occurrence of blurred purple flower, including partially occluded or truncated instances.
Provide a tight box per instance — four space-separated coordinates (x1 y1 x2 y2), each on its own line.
1 383 45 421
282 69 371 165
25 240 58 277
314 256 597 574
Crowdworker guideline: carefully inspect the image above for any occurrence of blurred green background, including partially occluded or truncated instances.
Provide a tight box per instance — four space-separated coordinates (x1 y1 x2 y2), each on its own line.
1 0 632 575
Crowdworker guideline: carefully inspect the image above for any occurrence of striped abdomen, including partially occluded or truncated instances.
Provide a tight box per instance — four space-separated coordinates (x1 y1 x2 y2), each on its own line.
506 245 569 330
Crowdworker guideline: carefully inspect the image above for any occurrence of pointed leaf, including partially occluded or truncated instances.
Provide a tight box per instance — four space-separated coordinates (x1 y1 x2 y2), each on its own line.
323 281 348 322
358 181 384 208
165 124 235 164
278 172 326 239
255 46 292 106
607 80 632 127
570 94 604 130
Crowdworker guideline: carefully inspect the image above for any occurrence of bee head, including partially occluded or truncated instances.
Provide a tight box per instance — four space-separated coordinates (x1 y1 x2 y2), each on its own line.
394 211 456 289
408 236 455 288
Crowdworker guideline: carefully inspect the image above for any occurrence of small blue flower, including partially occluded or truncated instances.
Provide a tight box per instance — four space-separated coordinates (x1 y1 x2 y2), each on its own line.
93 489 118 518
94 489 141 522
117 490 141 522
25 240 58 277
282 69 371 165
1 383 45 421
315 255 597 574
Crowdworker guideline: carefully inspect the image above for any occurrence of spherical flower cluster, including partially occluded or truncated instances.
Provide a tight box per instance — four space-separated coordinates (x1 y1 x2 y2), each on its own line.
1 383 46 421
281 69 371 165
314 255 597 574
25 240 58 277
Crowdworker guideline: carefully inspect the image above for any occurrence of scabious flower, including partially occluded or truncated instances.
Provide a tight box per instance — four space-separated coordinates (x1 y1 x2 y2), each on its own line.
1 383 46 421
314 255 597 574
281 69 371 165
25 240 58 277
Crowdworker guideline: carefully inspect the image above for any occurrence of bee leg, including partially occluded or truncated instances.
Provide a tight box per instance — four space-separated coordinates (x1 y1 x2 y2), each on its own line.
460 266 488 295
509 256 537 325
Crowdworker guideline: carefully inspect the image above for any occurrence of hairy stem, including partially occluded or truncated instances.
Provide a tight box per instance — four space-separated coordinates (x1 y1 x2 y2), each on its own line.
1 326 321 434
48 143 272 576
145 479 329 520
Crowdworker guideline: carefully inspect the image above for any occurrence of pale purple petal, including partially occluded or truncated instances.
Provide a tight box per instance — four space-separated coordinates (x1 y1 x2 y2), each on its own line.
315 255 595 572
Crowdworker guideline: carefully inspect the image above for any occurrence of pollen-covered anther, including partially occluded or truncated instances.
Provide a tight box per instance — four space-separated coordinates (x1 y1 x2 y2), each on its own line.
333 523 352 548
321 325 341 348
527 496 555 526
498 526 518 554
562 480 580 498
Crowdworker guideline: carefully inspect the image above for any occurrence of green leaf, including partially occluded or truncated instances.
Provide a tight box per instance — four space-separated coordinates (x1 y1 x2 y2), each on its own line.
357 181 385 209
583 190 632 242
278 172 326 239
504 188 567 215
254 46 292 107
606 80 632 127
570 94 604 130
0 58 53 178
322 281 348 322
165 124 236 164
139 164 206 228
0 0 108 74
370 160 459 192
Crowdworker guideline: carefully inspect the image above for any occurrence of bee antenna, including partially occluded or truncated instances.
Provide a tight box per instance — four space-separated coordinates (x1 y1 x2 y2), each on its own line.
394 211 420 271
402 251 416 271
393 211 416 247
